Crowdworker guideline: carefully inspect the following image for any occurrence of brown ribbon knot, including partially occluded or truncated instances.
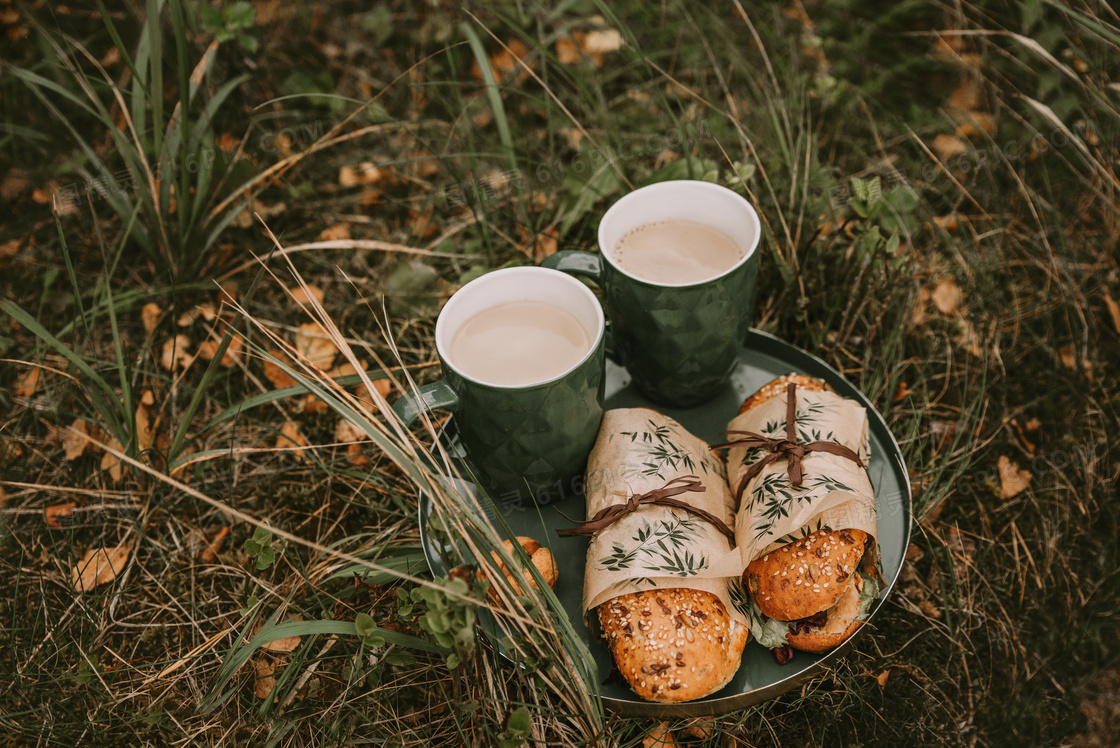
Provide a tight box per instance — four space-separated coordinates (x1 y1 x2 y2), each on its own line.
556 475 736 543
712 382 865 502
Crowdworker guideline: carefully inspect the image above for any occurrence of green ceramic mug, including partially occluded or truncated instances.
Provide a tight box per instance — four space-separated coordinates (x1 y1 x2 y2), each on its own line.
543 180 761 407
392 266 606 502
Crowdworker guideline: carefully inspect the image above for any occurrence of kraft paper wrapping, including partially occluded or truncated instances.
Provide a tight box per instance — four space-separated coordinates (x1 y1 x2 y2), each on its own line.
579 409 750 626
724 387 878 570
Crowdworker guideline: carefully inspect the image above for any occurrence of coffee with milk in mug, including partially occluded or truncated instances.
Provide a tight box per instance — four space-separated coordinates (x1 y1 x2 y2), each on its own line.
610 219 744 285
447 299 593 387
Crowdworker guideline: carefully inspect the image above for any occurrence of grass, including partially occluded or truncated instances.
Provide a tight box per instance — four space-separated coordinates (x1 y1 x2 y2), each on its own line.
1 0 1118 745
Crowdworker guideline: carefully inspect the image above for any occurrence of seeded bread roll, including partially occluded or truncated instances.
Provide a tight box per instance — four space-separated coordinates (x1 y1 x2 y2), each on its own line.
736 373 878 656
744 527 869 621
598 588 749 703
784 572 867 652
738 373 831 415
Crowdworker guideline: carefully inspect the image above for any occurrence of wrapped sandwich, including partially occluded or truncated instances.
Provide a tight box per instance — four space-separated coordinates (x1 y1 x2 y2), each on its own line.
559 408 749 702
722 374 880 663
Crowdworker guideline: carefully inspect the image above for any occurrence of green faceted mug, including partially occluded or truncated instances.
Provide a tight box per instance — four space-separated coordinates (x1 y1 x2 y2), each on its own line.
392 266 606 502
543 179 761 407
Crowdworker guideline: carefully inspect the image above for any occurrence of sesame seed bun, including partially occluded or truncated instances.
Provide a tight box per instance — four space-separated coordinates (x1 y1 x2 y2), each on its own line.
738 373 832 415
597 588 749 703
784 572 867 652
744 528 869 621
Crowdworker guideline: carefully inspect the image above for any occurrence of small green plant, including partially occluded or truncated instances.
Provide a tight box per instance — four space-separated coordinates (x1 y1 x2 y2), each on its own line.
12 0 256 281
243 527 276 570
497 706 532 748
199 1 258 53
842 175 918 263
404 576 482 670
239 594 260 615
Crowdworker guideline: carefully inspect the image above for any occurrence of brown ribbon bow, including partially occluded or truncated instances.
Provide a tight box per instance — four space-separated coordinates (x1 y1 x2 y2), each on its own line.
556 475 736 543
713 382 865 502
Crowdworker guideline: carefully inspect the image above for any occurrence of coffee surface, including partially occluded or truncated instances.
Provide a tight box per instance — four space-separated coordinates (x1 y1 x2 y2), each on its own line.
612 219 743 284
448 299 592 386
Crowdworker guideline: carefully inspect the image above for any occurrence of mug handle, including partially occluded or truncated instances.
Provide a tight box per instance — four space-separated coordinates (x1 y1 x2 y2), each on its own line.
392 379 460 427
542 251 618 363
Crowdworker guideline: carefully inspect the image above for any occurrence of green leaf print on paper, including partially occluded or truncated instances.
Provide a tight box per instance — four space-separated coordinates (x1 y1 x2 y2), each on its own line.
748 472 852 541
643 548 709 577
619 420 705 478
596 516 705 572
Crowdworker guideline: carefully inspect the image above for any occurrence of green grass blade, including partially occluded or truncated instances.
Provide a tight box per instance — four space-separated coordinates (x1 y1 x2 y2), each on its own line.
167 262 268 461
202 619 436 713
96 0 144 94
192 369 404 438
458 22 519 181
147 0 164 158
1 300 127 440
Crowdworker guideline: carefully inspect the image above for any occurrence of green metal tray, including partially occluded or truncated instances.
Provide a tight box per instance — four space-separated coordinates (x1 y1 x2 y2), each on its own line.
418 329 912 718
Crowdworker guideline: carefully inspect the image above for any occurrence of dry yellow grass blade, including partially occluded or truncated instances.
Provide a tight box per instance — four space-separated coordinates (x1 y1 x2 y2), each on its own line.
147 625 236 684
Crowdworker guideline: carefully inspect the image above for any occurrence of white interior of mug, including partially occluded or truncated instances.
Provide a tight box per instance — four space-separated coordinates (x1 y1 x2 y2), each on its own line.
435 266 605 388
597 179 762 287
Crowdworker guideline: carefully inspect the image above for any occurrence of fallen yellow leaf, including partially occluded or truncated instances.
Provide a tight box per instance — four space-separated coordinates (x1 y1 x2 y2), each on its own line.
160 335 193 371
217 281 239 307
319 224 351 241
876 669 891 688
932 214 960 233
932 133 969 161
198 526 229 563
14 367 40 398
642 722 678 748
911 287 932 327
998 456 1031 499
956 320 985 357
276 421 309 461
955 112 996 140
1058 343 1093 379
135 403 153 452
918 600 943 618
580 28 623 56
63 419 92 460
71 542 132 592
295 323 338 370
327 360 362 379
290 284 325 307
555 34 581 64
297 394 329 415
470 38 530 81
262 619 303 652
196 332 243 368
338 162 382 187
335 419 364 444
1103 292 1120 335
44 502 77 528
177 304 217 327
263 350 297 389
947 78 986 113
141 303 162 334
932 278 962 315
100 437 124 482
254 659 277 699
